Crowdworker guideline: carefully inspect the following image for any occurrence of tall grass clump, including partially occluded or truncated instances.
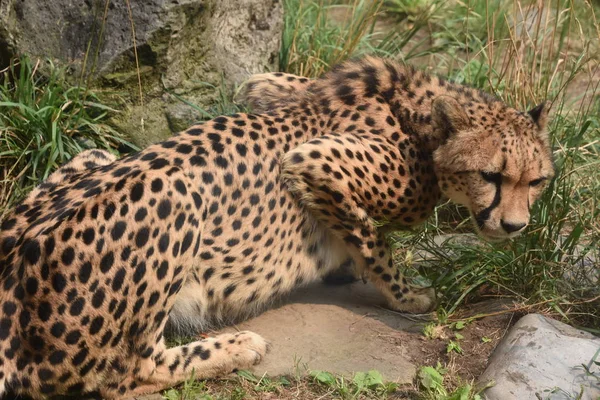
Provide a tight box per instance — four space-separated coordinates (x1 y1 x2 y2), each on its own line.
0 56 134 216
280 0 448 75
280 0 384 77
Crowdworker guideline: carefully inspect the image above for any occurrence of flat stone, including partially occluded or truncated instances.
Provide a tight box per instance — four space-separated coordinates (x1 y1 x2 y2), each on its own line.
479 313 600 400
218 281 424 383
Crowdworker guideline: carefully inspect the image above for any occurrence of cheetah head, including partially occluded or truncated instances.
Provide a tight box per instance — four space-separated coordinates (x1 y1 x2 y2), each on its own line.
431 97 555 241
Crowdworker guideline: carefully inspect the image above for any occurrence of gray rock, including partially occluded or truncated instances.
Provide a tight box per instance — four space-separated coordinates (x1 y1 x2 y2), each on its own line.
217 281 423 383
165 102 204 134
478 313 600 400
0 0 282 146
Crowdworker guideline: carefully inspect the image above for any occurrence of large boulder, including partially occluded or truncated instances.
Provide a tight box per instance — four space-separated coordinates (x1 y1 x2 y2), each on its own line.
478 314 600 400
0 0 283 147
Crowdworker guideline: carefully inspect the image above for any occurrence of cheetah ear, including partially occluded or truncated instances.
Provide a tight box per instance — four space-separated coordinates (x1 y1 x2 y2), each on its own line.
528 102 548 130
431 96 471 141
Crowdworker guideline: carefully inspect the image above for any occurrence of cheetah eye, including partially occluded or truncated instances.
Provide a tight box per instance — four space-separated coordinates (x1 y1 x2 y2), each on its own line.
529 177 546 187
480 171 502 184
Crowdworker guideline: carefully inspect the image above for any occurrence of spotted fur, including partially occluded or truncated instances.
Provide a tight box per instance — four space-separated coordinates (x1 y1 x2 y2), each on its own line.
0 56 553 398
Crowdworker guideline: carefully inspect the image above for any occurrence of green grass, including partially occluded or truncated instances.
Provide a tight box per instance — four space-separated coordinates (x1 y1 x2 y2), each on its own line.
308 369 399 398
280 0 387 77
279 0 449 75
0 55 135 216
418 362 490 400
161 369 404 400
159 367 491 399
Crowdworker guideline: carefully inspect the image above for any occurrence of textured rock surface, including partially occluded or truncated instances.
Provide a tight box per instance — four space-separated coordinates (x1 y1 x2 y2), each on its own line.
218 281 422 382
479 313 600 400
0 0 282 146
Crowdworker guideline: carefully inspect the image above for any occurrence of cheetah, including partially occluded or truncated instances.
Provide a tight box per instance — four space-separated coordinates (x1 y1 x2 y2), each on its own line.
0 56 554 398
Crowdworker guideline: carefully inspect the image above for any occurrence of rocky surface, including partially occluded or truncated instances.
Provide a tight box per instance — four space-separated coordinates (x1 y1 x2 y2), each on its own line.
218 281 423 382
478 313 600 400
0 0 282 146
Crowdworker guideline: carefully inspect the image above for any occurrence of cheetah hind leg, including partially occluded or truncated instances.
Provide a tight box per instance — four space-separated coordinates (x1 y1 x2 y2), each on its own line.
322 258 360 285
121 331 268 397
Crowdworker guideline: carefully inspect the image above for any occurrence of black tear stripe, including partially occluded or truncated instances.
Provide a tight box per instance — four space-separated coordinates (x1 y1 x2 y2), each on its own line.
476 179 502 229
480 171 502 184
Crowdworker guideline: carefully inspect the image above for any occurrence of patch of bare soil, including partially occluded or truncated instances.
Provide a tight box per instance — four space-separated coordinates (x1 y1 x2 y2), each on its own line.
396 302 516 387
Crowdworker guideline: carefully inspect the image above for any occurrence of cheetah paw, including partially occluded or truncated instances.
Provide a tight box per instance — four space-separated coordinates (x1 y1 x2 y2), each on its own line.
389 287 436 314
218 331 269 370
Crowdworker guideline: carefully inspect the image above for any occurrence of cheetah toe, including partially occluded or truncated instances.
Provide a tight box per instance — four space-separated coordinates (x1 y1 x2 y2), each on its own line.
390 287 436 314
221 331 269 368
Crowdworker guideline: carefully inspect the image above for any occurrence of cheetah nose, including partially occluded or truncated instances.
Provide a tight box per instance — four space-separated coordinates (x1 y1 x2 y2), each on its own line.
501 220 526 234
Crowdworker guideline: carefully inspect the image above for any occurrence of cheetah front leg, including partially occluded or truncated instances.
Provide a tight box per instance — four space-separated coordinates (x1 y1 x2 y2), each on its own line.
281 135 435 313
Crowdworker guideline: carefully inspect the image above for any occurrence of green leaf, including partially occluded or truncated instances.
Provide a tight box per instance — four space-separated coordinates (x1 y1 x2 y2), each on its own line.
236 369 259 383
353 370 384 390
454 321 466 330
447 340 463 354
310 370 336 386
418 366 444 390
448 384 472 400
